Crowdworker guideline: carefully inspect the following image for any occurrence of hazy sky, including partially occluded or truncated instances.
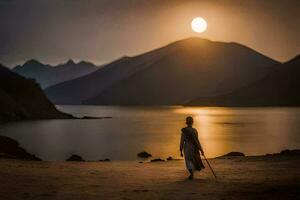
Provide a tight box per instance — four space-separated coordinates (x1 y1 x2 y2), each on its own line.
1 0 299 68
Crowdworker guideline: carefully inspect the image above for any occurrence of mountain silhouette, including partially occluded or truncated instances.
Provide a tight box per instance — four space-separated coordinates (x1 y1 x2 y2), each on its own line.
0 64 71 123
188 55 300 106
45 37 279 105
13 59 98 88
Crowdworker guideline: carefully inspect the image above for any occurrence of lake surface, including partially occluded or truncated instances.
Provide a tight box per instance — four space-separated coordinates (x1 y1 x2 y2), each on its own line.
1 106 300 161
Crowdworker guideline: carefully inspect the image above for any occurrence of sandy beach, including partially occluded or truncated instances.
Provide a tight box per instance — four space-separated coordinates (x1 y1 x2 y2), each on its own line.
0 155 299 200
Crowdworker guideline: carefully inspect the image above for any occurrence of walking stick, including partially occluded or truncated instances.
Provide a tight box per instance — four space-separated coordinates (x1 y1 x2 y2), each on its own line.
203 154 218 181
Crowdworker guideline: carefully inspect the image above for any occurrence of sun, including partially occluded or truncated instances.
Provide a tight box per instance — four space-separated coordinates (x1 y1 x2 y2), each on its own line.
191 17 207 33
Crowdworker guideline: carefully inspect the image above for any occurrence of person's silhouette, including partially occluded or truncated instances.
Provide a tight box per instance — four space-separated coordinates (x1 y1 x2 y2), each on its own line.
180 116 205 179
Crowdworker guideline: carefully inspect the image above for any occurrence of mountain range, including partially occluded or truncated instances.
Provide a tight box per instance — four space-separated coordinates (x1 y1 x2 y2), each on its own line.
0 64 71 123
188 55 300 106
45 37 279 105
13 59 98 88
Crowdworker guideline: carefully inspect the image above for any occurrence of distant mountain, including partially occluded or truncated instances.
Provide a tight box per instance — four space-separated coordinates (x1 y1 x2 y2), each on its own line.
0 64 72 123
188 55 300 106
13 59 98 88
45 37 279 105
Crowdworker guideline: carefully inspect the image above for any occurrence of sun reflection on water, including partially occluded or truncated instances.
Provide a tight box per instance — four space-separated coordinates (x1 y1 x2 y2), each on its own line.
1 106 300 160
173 107 237 157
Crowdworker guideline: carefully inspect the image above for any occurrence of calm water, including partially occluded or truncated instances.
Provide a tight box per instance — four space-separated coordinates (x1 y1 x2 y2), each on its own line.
0 106 300 161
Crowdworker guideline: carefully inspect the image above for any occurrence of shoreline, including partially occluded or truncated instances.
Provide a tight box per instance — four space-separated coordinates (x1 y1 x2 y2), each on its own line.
1 134 299 162
0 115 112 126
1 135 299 199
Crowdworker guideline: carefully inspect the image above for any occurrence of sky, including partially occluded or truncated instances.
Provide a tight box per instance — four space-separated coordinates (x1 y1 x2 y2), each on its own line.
0 0 299 68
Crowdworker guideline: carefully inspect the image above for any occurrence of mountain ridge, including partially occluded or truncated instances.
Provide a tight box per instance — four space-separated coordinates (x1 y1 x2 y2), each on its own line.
45 37 280 105
187 54 300 106
13 59 98 88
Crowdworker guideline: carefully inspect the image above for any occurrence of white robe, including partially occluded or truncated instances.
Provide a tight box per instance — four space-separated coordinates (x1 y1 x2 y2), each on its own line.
180 126 205 171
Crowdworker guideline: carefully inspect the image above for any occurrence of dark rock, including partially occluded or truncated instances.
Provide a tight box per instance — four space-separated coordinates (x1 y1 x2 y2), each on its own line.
0 64 73 123
66 154 85 161
81 116 112 119
167 156 173 161
279 149 300 156
0 136 41 161
150 158 165 162
137 151 152 158
99 158 110 162
220 152 245 157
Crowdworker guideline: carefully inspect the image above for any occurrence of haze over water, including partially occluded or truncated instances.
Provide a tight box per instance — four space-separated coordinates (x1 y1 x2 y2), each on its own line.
0 106 299 161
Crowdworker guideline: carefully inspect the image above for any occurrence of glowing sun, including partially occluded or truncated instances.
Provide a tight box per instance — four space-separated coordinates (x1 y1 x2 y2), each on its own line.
191 17 207 33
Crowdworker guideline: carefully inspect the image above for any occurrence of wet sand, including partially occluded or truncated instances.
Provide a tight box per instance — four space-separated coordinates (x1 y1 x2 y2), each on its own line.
0 156 299 200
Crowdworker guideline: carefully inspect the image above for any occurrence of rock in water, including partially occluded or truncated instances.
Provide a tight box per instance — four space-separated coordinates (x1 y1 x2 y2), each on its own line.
280 149 300 156
0 136 41 161
150 158 165 162
66 155 85 161
167 156 173 161
99 158 110 162
221 152 245 157
137 151 152 158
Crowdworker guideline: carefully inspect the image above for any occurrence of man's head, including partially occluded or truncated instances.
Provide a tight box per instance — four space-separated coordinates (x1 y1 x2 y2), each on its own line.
186 116 194 126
